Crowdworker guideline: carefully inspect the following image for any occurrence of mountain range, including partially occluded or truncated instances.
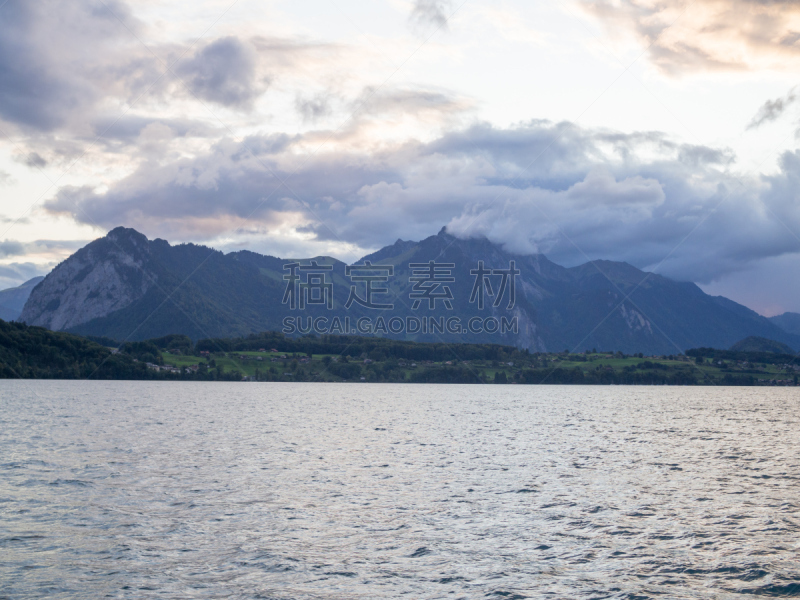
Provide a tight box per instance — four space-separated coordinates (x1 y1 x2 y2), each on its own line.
15 226 800 354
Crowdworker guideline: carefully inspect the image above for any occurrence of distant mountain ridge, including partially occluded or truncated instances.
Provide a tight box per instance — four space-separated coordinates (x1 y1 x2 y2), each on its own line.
18 226 800 353
0 276 45 321
769 312 800 336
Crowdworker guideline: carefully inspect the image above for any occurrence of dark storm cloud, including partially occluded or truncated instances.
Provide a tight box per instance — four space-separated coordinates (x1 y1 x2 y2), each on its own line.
42 119 800 285
748 88 798 129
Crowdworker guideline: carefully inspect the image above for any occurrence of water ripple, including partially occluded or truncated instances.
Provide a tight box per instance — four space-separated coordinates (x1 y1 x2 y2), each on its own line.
1 381 799 598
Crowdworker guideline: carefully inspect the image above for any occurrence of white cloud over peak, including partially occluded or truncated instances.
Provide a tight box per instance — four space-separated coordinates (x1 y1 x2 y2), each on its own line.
38 119 800 287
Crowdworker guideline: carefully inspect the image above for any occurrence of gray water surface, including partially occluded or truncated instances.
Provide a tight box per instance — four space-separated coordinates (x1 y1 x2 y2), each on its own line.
1 381 799 599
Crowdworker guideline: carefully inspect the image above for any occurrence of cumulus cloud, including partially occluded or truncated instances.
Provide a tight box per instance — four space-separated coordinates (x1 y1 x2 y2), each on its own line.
581 0 800 75
295 94 333 122
175 37 265 109
0 0 143 132
40 119 800 285
0 0 367 207
356 87 470 116
0 0 455 173
0 0 281 143
20 152 48 168
409 0 453 33
0 171 13 186
0 240 25 258
3 0 798 295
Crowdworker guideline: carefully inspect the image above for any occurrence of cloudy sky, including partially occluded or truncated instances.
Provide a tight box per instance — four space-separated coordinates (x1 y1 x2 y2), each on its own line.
1 0 800 315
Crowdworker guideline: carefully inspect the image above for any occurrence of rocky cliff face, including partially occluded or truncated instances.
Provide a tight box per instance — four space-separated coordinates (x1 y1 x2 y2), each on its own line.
19 228 155 330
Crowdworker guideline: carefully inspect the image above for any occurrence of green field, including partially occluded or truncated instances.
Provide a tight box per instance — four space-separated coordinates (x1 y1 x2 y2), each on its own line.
161 354 205 368
159 349 799 385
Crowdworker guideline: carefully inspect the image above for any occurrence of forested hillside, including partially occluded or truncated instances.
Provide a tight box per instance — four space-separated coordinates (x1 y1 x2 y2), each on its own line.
0 319 150 379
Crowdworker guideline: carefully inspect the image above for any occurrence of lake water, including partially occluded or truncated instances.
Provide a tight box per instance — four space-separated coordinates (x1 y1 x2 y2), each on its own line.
1 381 799 599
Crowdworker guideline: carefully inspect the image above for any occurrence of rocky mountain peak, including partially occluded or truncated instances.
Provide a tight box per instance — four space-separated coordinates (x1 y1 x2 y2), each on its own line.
19 228 157 331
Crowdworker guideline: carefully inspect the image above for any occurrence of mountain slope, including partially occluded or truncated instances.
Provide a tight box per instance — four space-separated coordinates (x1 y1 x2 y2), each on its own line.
769 312 800 335
0 276 44 321
555 261 799 353
19 226 800 353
